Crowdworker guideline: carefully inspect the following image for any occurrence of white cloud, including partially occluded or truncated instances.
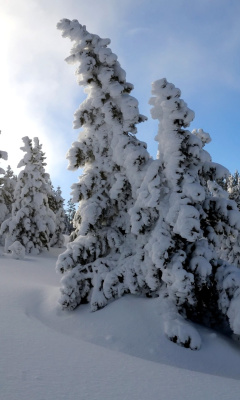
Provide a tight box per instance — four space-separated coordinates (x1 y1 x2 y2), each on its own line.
0 0 137 199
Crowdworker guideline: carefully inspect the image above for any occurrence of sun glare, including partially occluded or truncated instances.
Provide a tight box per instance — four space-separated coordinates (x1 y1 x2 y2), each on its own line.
0 14 22 168
0 13 48 174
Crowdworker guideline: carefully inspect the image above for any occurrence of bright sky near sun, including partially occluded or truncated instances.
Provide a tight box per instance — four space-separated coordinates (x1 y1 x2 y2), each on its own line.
0 0 240 203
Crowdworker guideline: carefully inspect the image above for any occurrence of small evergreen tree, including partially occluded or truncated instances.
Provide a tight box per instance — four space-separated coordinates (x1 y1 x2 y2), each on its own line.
56 19 150 311
49 186 66 248
65 198 76 236
0 166 17 245
0 134 8 231
0 131 8 171
0 165 17 215
226 170 240 208
0 137 56 254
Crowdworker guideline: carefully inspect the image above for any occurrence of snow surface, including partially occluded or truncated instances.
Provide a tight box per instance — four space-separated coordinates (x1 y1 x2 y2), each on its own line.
1 246 240 400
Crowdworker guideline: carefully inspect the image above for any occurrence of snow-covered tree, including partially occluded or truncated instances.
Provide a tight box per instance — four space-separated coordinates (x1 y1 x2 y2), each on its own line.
56 19 150 311
130 78 240 348
216 170 240 267
64 198 76 236
0 132 8 174
0 135 8 231
49 185 66 248
226 170 240 208
0 166 17 215
55 21 240 350
0 166 17 245
0 136 55 254
8 241 25 260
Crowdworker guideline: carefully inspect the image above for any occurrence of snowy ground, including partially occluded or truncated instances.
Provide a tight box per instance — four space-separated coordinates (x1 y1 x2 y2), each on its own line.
1 246 240 400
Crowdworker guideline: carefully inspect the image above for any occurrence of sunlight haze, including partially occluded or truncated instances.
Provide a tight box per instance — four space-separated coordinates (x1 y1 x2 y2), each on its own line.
0 0 240 203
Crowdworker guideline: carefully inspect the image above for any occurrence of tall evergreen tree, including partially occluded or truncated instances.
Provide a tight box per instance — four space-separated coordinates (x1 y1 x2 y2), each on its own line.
56 22 240 349
0 137 56 254
56 19 150 311
130 78 240 348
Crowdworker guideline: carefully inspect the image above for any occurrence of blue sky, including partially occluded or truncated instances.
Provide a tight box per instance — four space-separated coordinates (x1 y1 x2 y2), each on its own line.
0 0 240 203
